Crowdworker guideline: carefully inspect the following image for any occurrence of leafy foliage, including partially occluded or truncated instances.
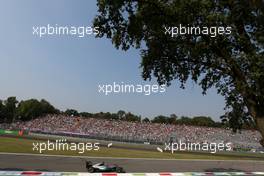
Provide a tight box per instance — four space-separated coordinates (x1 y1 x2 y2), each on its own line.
17 99 58 121
93 0 264 137
1 97 18 123
65 109 79 116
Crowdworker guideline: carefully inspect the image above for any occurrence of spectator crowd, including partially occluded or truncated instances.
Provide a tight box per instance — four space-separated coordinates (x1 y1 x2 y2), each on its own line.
0 114 262 149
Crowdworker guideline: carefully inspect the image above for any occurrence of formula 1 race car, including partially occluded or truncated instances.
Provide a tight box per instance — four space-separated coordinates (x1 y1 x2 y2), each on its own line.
85 161 125 173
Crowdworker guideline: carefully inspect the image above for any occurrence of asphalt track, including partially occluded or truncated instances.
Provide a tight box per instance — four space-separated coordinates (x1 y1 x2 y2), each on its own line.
0 153 264 172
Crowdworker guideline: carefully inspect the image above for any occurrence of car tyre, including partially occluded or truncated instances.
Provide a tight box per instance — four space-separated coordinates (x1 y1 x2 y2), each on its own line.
87 167 95 173
116 167 125 173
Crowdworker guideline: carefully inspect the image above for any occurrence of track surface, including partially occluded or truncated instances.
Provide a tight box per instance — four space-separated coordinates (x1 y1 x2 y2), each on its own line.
0 153 264 172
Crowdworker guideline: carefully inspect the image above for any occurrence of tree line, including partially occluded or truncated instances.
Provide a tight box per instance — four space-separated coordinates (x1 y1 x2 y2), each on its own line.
0 97 59 123
0 96 254 129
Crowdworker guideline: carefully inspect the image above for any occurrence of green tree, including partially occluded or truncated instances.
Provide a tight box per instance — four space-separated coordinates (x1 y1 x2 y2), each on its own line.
109 113 119 120
17 99 57 121
93 0 264 146
3 97 18 122
192 116 216 127
39 99 58 114
124 112 141 122
177 116 193 125
152 115 169 124
0 100 5 123
117 110 126 120
142 117 150 123
65 109 79 116
168 114 178 124
79 112 93 117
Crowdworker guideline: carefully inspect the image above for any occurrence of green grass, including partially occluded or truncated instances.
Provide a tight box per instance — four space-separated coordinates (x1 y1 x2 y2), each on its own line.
0 136 264 161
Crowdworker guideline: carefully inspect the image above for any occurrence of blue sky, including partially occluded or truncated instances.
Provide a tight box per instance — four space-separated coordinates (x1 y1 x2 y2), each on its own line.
0 0 225 120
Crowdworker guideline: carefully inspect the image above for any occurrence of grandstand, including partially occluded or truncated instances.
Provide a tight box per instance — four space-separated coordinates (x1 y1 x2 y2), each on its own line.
0 114 262 150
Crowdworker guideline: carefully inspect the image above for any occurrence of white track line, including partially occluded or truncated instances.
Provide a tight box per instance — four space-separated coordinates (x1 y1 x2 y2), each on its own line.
0 152 264 162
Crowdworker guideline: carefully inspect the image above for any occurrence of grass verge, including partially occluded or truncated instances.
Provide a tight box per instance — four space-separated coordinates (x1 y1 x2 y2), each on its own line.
0 136 263 161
